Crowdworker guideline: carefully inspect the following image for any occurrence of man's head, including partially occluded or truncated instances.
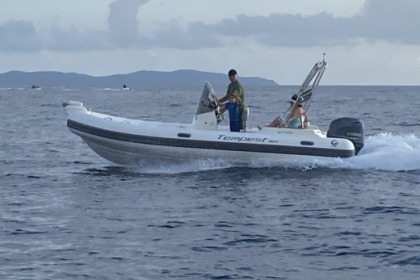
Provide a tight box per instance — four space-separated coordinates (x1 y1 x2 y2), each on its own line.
228 69 237 82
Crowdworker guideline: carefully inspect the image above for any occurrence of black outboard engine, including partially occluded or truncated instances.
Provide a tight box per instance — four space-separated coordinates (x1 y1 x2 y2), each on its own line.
327 117 364 155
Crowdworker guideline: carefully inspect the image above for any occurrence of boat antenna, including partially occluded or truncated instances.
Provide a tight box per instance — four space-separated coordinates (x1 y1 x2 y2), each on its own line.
322 52 326 63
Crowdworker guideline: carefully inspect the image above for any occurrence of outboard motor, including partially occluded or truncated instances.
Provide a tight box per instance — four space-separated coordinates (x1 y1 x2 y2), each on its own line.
327 117 364 155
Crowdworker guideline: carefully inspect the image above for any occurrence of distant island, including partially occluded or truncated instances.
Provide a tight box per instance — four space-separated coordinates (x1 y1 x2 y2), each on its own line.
0 69 278 89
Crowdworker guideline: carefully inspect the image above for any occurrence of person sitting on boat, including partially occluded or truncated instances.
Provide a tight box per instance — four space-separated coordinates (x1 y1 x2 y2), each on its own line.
218 69 245 130
260 94 309 129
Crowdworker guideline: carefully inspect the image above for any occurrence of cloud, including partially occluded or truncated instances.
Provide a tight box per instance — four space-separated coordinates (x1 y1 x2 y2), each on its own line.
0 20 112 52
45 27 112 52
200 13 353 47
126 0 420 48
192 0 420 47
357 0 420 44
137 20 224 49
1 0 419 53
108 0 150 47
0 20 43 52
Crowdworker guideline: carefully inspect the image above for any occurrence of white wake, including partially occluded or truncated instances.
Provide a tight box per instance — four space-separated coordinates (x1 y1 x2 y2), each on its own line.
131 133 420 173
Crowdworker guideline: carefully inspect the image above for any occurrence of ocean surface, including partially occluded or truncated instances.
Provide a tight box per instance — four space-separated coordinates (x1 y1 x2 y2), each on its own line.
1 85 420 280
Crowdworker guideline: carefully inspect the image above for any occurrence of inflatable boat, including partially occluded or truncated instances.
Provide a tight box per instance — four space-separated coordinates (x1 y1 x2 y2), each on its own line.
63 59 364 165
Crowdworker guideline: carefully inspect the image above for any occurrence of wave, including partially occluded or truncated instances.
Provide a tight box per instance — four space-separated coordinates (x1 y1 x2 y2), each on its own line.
110 133 420 174
132 158 235 174
338 132 420 172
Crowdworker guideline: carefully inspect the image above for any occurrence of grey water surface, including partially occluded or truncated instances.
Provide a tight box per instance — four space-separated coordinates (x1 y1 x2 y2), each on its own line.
1 85 420 279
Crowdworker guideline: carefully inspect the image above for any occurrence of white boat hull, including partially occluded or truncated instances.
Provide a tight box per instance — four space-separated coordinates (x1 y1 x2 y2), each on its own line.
64 102 356 165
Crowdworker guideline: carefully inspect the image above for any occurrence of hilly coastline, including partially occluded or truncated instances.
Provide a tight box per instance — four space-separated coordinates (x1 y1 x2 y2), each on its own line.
0 69 278 89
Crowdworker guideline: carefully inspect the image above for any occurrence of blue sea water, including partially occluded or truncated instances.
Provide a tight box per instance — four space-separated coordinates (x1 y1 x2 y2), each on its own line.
1 85 420 279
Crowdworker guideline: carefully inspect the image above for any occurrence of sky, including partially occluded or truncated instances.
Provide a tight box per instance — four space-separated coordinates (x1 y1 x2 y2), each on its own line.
0 0 419 85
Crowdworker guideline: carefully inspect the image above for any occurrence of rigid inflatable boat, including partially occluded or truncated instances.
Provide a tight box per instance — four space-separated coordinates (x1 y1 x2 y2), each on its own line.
63 59 364 165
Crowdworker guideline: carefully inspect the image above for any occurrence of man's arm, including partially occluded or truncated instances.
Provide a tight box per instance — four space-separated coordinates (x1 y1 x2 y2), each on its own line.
231 90 242 103
218 88 230 103
218 94 229 103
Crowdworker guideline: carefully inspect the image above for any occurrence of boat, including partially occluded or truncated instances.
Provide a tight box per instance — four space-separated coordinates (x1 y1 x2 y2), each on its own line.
63 58 364 165
122 84 130 91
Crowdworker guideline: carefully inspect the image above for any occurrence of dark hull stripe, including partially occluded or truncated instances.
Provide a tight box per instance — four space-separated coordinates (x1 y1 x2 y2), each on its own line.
67 119 354 158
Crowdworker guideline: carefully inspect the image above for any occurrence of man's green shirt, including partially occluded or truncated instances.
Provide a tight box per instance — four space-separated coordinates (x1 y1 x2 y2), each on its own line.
227 80 245 109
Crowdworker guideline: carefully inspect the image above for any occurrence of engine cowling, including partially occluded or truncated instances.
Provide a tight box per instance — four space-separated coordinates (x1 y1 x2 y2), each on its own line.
327 117 364 155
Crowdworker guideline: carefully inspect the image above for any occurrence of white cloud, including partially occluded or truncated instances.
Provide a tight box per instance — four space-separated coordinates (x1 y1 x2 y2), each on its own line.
0 0 419 85
0 0 113 30
3 0 417 51
108 0 150 47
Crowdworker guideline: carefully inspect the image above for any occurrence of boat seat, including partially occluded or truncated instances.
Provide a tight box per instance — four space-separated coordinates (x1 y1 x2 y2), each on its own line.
241 107 250 132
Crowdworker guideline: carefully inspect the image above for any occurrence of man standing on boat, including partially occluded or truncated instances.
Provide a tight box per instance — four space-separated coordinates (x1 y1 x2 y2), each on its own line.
218 69 245 130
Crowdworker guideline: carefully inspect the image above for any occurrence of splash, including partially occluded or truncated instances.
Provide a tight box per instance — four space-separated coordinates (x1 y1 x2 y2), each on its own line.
276 133 420 172
132 158 235 174
126 133 420 174
341 133 420 172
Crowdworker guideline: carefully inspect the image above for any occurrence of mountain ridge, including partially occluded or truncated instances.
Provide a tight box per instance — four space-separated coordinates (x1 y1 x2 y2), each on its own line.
0 69 278 88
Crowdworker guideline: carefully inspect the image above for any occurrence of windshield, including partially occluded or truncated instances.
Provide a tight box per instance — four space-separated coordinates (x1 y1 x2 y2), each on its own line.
195 82 217 115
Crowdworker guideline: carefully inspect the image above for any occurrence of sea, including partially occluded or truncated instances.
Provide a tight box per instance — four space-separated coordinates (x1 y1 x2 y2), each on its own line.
1 85 420 280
